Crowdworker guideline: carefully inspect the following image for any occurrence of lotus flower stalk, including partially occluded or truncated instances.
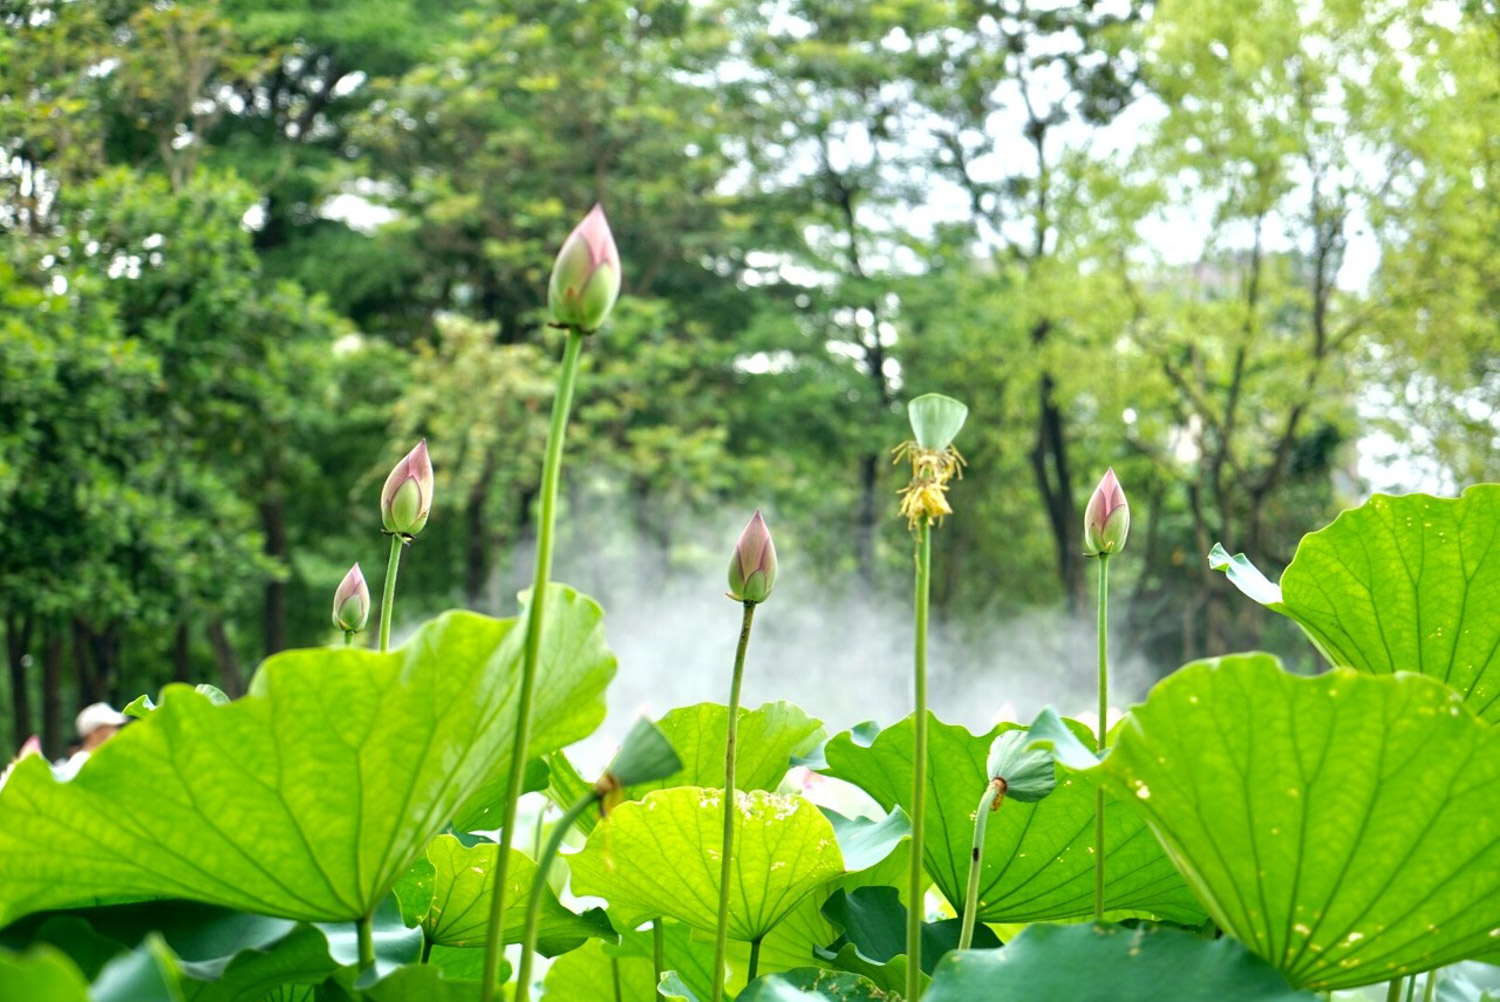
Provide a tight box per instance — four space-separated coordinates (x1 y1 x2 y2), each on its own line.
1085 467 1128 920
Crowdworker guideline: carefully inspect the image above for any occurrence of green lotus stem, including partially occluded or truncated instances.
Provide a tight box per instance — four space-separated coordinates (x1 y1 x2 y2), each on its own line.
514 789 598 1002
1422 970 1437 1002
906 519 933 1002
748 936 763 983
653 919 665 984
1386 978 1404 1002
1094 552 1110 921
481 326 587 1002
959 779 1003 950
711 600 758 1002
343 631 354 647
378 534 403 653
357 910 375 972
1406 974 1418 1002
612 957 623 1002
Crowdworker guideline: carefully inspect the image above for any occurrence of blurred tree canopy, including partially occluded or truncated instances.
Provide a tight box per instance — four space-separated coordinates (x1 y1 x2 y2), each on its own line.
2 0 1495 754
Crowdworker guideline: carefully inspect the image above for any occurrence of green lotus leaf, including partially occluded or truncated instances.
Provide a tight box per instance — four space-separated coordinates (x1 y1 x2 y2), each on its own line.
1210 487 1500 721
813 885 999 994
91 935 184 1002
1098 653 1500 990
546 701 824 836
568 788 845 941
391 834 613 954
924 923 1318 1001
0 589 614 926
544 918 715 1002
817 713 1204 924
0 946 89 1001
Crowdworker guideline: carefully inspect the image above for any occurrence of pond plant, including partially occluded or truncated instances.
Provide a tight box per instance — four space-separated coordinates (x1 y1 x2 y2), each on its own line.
1 211 1498 1002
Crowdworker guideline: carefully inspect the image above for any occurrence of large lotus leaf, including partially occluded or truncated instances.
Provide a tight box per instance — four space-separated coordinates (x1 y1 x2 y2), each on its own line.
924 923 1318 1001
545 701 824 837
0 946 89 1001
544 918 717 1002
1098 653 1500 990
391 834 612 954
817 714 1204 924
1210 487 1500 721
813 885 999 995
0 589 614 927
568 788 845 941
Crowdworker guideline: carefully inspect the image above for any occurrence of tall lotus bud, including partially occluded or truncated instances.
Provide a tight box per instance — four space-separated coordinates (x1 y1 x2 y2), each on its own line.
1083 468 1130 557
381 439 434 537
547 204 622 332
727 510 777 604
332 563 370 634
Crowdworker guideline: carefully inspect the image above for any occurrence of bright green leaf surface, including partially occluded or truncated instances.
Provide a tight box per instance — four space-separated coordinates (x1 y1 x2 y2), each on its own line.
818 714 1204 924
546 702 824 836
1212 488 1500 721
1099 654 1500 989
545 919 714 1002
0 947 89 1001
568 788 845 941
924 923 1318 1001
0 591 614 926
392 834 613 953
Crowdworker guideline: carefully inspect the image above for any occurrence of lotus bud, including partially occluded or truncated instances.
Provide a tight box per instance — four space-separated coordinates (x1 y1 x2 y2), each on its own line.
17 735 41 760
1083 468 1129 557
547 204 622 332
984 730 1057 804
381 439 434 537
332 563 370 634
727 510 777 604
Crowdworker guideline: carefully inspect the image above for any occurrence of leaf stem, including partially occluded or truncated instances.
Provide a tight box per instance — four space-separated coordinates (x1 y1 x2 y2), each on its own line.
343 631 354 647
907 519 933 1002
747 936 763 984
378 534 403 653
1422 970 1438 1002
357 910 375 972
514 790 598 1002
480 326 587 1002
959 780 1002 950
653 919 665 984
711 600 757 1002
1386 978 1405 1002
1094 552 1110 921
612 957 623 1002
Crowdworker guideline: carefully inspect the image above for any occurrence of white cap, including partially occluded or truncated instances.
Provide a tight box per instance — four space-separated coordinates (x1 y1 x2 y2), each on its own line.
76 703 127 738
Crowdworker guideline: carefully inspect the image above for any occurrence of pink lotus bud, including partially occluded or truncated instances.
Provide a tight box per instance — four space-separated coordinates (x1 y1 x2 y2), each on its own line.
381 439 434 537
727 510 777 604
1083 468 1130 557
17 736 41 759
547 204 622 332
332 563 370 633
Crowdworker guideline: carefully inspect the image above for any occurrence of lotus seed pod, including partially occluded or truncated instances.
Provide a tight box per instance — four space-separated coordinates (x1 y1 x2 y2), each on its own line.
984 729 1058 804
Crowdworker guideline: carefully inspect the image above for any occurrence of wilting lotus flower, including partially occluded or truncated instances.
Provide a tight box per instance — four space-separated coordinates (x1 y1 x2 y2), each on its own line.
727 510 777 604
547 204 622 332
381 439 434 537
1083 468 1129 557
332 563 370 633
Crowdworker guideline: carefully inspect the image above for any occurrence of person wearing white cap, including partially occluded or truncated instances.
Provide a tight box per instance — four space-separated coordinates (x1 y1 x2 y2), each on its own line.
52 702 128 781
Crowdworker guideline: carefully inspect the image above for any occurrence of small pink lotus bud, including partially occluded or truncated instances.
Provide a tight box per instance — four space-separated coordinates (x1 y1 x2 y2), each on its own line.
381 439 434 537
332 563 370 633
1083 468 1130 557
547 204 622 332
17 736 41 760
727 511 777 604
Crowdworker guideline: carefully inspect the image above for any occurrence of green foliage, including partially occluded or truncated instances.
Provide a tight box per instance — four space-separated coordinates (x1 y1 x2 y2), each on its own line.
1099 654 1500 989
0 947 90 1001
817 714 1206 924
0 592 612 926
924 924 1318 1002
567 788 847 942
1214 488 1500 722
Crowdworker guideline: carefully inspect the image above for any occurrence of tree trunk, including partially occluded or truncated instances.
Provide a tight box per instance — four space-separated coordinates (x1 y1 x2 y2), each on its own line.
855 451 879 591
261 497 287 656
174 622 193 683
1029 366 1084 609
465 452 500 608
42 627 63 759
207 618 244 698
5 613 33 748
